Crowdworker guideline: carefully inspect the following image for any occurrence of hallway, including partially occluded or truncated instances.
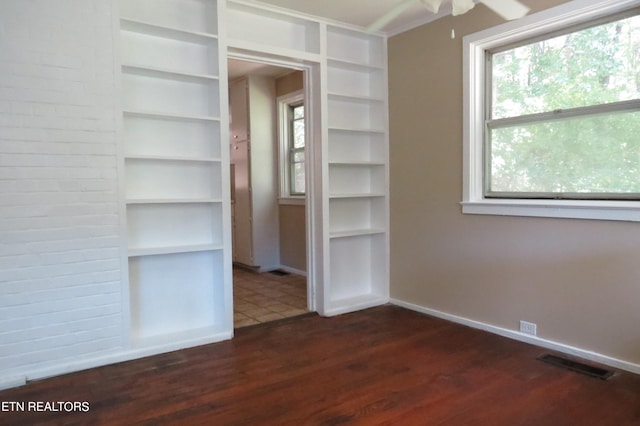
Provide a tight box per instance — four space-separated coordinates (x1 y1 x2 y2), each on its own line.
233 268 308 328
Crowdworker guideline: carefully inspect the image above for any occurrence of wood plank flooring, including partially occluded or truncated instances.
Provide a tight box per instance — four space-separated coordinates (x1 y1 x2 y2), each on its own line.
1 305 639 425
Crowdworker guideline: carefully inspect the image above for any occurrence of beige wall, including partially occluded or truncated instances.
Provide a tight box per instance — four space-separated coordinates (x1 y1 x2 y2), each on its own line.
276 71 303 97
388 0 640 365
279 204 307 272
276 71 306 272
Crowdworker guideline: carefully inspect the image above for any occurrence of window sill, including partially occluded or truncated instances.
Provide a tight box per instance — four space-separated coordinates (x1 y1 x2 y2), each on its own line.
461 199 640 222
279 197 306 206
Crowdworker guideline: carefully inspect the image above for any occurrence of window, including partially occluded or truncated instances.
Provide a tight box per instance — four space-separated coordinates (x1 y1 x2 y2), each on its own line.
289 103 305 195
278 90 305 199
463 0 640 221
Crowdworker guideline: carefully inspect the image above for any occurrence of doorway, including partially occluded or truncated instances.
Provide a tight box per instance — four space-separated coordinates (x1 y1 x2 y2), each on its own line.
227 57 313 328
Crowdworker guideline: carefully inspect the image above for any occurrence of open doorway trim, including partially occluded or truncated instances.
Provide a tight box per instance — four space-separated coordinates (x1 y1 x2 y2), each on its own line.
227 49 321 314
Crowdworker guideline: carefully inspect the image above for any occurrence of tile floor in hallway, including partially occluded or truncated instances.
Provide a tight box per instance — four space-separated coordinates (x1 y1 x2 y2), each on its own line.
233 267 309 328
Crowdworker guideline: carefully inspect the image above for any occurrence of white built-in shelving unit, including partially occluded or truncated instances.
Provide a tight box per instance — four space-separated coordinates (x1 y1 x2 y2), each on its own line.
118 0 232 350
225 1 321 62
225 1 389 316
217 0 390 318
324 25 389 315
116 0 388 357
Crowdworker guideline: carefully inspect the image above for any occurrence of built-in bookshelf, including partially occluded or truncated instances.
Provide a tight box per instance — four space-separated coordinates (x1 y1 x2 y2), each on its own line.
118 0 231 348
225 1 321 61
118 0 388 334
325 25 389 315
224 2 389 316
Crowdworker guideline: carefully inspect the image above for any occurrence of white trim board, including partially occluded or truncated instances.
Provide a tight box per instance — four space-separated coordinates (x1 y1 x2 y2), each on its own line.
1 330 233 390
0 376 27 392
278 265 307 277
462 0 640 222
390 298 640 376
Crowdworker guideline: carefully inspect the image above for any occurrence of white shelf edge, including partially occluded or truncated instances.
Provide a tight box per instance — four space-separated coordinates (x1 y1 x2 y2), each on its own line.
328 158 386 166
326 25 385 42
328 161 386 167
126 198 223 205
124 155 222 163
131 326 230 352
123 109 220 123
227 39 321 63
327 92 385 103
327 57 384 72
120 18 218 42
227 0 324 25
324 294 388 317
327 126 385 134
329 193 386 199
128 244 223 257
329 229 386 239
122 64 219 83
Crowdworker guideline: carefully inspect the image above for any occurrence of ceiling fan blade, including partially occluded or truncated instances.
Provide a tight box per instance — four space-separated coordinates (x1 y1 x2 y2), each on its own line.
451 0 475 16
478 0 530 20
366 0 418 32
419 0 444 14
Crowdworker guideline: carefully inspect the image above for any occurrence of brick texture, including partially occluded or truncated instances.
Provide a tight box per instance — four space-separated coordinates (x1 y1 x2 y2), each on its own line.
0 0 124 378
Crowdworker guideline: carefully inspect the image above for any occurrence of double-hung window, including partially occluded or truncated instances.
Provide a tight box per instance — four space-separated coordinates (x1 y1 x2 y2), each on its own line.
288 102 305 195
463 0 640 221
278 90 305 200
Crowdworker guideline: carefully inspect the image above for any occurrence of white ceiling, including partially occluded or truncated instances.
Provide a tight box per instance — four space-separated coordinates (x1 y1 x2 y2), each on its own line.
227 58 294 80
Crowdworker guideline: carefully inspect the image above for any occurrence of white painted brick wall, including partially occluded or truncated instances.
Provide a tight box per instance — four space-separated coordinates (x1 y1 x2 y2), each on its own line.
0 0 124 379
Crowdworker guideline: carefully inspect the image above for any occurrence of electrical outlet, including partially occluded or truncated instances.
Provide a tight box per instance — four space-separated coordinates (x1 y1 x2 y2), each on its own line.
519 320 537 336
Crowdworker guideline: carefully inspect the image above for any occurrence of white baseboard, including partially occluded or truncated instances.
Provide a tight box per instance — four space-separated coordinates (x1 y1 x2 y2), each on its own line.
2 331 233 387
256 264 279 273
390 298 640 376
0 375 27 391
278 265 307 277
235 262 307 277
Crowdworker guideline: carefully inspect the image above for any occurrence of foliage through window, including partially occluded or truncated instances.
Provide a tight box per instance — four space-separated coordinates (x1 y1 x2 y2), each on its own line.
486 10 640 199
289 103 305 195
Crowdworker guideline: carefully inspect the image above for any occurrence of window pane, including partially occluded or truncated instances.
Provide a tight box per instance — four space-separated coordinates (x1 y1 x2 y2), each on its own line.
291 151 305 194
293 120 305 148
293 105 304 119
488 111 640 194
491 14 640 119
292 162 305 194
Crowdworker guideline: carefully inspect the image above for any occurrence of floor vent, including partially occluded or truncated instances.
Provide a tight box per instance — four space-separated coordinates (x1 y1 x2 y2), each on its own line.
538 354 614 380
269 269 290 276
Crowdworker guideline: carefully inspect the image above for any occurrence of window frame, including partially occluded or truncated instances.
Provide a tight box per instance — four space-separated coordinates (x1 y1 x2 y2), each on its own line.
277 89 305 203
289 102 305 196
462 0 640 222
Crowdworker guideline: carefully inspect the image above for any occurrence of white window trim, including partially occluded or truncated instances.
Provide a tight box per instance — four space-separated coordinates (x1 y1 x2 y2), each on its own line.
278 197 305 206
277 89 305 202
462 0 640 222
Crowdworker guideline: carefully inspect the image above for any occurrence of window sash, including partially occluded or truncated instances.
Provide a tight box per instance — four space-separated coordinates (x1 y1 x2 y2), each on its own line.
289 146 305 195
287 102 305 196
486 99 640 131
462 0 640 222
485 103 640 200
483 9 640 200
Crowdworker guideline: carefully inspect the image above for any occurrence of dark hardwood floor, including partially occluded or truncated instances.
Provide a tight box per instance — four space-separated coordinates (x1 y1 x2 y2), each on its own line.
1 305 639 425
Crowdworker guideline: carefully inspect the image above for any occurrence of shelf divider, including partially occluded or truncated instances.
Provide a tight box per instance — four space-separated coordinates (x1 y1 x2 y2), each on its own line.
128 244 224 258
122 64 219 83
120 18 218 43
